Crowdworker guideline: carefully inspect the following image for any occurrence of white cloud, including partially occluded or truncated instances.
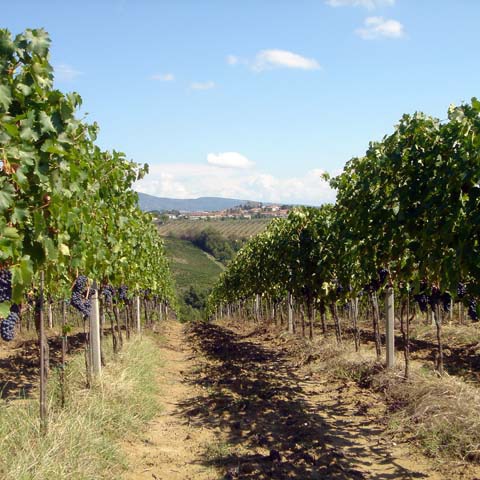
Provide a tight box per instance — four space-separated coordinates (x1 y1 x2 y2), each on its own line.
207 152 254 169
226 55 239 65
190 81 216 90
356 16 405 39
135 162 335 205
253 50 320 71
150 73 175 81
54 64 82 82
326 0 395 8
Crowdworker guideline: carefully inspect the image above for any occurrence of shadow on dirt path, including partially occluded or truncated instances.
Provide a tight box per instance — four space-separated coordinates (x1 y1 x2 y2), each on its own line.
182 322 440 480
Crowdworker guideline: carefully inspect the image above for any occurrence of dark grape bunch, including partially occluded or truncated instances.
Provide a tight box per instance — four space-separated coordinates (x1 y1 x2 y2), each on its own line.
71 275 91 318
468 299 478 322
1 308 19 341
363 282 376 293
428 286 441 311
102 285 115 303
378 268 389 285
118 285 128 302
414 293 429 313
363 269 388 293
0 268 12 303
142 288 152 298
441 292 452 313
457 282 467 298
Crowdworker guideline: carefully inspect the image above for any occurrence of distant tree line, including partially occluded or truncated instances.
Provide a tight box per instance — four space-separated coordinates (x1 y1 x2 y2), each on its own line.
179 227 245 264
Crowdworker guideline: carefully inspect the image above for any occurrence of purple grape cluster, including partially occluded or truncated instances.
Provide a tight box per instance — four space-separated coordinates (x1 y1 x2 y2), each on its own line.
118 285 128 302
378 268 389 285
414 293 429 313
441 292 452 313
363 268 389 293
457 282 467 298
142 288 152 298
0 269 12 303
428 286 441 311
1 308 19 341
71 275 92 318
102 285 115 303
468 299 478 322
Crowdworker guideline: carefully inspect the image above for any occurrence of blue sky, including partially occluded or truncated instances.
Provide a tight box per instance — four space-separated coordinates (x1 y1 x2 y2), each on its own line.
4 1 480 204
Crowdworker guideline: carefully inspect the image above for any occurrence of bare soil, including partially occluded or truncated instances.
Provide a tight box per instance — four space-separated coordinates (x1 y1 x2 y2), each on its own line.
123 321 219 480
122 320 477 479
2 319 478 478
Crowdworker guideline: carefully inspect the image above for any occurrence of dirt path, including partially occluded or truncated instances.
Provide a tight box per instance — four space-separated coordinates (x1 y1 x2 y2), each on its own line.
124 321 470 479
123 321 220 480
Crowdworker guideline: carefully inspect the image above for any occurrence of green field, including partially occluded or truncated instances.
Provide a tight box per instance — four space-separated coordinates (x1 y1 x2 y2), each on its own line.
157 218 271 239
162 237 224 294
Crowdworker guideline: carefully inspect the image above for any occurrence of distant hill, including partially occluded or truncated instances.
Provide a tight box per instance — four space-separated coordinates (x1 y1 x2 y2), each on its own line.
137 192 261 212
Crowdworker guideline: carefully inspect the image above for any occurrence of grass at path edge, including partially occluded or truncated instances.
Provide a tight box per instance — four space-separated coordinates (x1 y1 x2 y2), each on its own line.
0 333 163 480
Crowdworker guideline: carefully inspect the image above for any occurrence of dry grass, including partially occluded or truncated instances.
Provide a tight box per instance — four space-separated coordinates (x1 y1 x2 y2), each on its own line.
384 372 480 461
0 334 163 480
304 335 480 463
411 322 480 347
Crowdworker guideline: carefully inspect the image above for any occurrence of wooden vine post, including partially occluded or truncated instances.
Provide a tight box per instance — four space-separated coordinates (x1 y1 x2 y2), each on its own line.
39 271 47 433
89 282 102 376
385 286 395 369
288 292 294 334
135 295 141 333
60 300 67 407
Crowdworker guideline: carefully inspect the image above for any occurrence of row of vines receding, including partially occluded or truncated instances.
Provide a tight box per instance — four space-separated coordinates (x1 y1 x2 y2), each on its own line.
207 98 480 379
0 28 177 419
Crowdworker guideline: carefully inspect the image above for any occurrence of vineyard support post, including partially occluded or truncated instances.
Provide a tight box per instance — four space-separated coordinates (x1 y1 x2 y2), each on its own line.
288 292 294 334
135 295 141 333
48 300 53 329
386 287 395 368
39 271 47 432
255 294 260 322
89 283 102 376
60 300 67 407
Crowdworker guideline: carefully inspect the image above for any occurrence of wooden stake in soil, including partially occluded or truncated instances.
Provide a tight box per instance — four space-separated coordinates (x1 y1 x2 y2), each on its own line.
385 286 395 369
48 299 53 329
39 271 47 433
113 305 123 349
109 303 118 354
288 292 294 334
352 297 360 352
89 283 102 376
60 300 67 407
434 303 444 375
99 297 106 367
135 295 141 333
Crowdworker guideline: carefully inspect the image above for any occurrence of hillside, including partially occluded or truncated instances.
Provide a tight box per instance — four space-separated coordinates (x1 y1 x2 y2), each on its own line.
162 237 224 294
158 218 271 239
137 193 260 212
